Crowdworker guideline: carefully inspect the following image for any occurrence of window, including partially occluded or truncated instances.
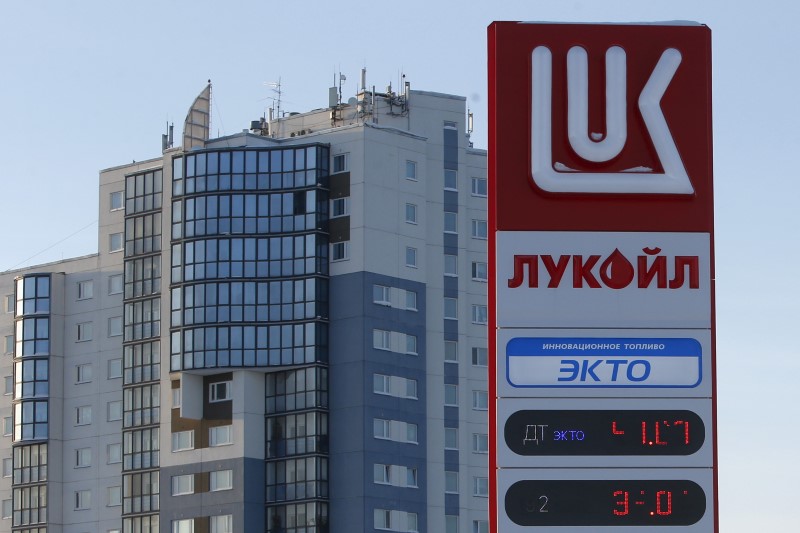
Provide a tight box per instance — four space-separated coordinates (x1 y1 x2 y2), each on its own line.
405 290 417 311
472 347 488 366
444 254 458 276
76 405 92 426
172 388 182 409
444 384 458 406
373 285 391 306
108 400 123 421
171 430 194 451
209 381 232 403
374 463 390 484
471 261 488 281
173 519 194 533
77 280 93 300
331 197 350 217
408 512 419 532
331 241 349 261
472 305 488 325
373 329 391 351
2 417 11 436
445 471 459 493
446 515 459 533
109 274 123 295
77 322 93 342
444 211 458 233
445 427 458 449
333 153 349 173
375 509 391 530
473 520 489 533
210 469 233 491
406 379 418 399
209 425 233 446
3 376 11 395
472 433 489 453
405 160 417 180
444 340 458 362
472 390 488 410
76 363 92 383
473 476 489 497
2 458 11 477
210 514 233 533
373 374 390 395
444 297 458 320
108 316 123 337
76 447 91 468
75 489 91 510
405 203 417 224
108 358 123 379
471 219 488 239
444 169 458 190
407 467 418 487
108 442 122 464
171 474 194 496
1 499 10 519
109 232 123 253
108 485 122 506
4 295 12 313
405 334 418 355
471 176 487 197
405 246 417 268
374 418 390 440
406 423 418 443
110 190 124 210
4 335 12 355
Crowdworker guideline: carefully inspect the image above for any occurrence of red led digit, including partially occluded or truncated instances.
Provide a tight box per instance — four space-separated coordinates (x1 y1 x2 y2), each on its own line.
613 490 630 516
612 421 624 435
656 490 673 516
675 420 690 444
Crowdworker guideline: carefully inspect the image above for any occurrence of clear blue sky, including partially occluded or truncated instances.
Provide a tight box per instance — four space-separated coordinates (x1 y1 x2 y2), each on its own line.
1 1 797 530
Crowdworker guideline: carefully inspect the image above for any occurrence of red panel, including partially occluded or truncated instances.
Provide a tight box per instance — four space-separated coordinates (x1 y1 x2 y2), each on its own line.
491 22 713 233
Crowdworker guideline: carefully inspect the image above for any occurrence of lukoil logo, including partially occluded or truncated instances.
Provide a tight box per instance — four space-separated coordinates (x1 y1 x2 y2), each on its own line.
531 45 694 195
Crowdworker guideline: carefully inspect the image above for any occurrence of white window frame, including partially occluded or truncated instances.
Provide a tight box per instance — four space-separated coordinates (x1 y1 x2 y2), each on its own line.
404 290 418 311
3 376 12 396
109 232 123 253
333 153 349 173
76 363 92 383
471 261 488 282
210 514 233 533
109 274 123 295
473 476 489 497
405 246 417 268
209 381 232 403
171 474 195 496
4 295 12 314
2 457 11 477
445 470 459 494
108 358 123 379
108 316 123 337
330 196 350 218
4 335 12 355
373 463 391 485
405 203 418 224
446 515 459 533
405 334 418 355
172 519 194 533
473 520 489 533
77 280 93 300
373 329 391 351
76 405 92 426
471 219 488 240
110 190 124 211
74 489 91 510
444 211 458 234
406 422 418 444
2 417 11 436
472 433 489 454
444 340 458 363
373 374 391 395
472 347 488 367
444 254 458 276
444 384 458 406
107 442 122 464
77 322 93 342
331 241 350 262
471 176 488 197
209 425 233 447
405 160 418 181
472 304 488 325
445 427 458 450
108 485 122 507
472 390 488 411
444 297 458 320
405 378 418 399
1 499 9 520
108 400 123 421
210 469 233 492
172 387 182 409
444 169 458 190
373 418 390 440
76 447 92 468
375 509 392 530
373 285 391 306
172 430 195 452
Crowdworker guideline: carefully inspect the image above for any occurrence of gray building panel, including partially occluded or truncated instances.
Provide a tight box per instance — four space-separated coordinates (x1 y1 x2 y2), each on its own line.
443 275 459 294
443 233 459 250
443 190 459 212
445 493 460 515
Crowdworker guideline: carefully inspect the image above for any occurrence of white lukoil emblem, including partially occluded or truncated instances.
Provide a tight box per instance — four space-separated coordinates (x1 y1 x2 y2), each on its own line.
531 46 694 194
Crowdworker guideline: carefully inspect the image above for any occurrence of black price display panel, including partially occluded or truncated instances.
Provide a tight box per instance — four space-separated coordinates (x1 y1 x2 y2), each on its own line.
504 410 704 456
505 479 706 526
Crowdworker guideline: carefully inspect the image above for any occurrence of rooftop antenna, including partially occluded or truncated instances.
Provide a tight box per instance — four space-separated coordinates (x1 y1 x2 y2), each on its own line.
265 78 282 118
338 72 346 106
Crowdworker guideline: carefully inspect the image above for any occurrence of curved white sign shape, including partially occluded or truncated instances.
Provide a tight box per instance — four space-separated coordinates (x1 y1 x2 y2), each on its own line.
567 46 627 163
531 46 694 195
